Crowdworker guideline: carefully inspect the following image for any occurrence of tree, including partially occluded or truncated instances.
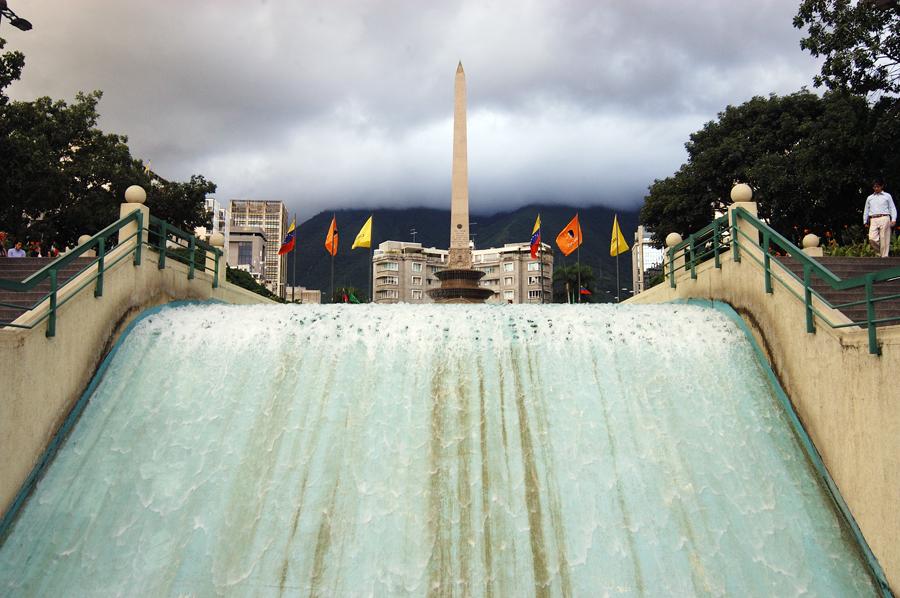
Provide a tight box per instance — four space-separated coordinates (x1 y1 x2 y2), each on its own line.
794 0 900 96
552 263 597 303
0 38 214 249
0 37 24 105
640 91 882 245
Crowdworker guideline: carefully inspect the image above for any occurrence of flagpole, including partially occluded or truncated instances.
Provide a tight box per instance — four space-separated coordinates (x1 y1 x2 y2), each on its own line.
576 245 581 304
330 213 335 303
369 215 374 303
539 237 544 304
291 212 297 303
615 227 620 303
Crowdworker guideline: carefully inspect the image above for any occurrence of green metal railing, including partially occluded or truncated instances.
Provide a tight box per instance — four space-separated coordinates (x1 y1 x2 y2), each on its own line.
666 207 900 355
666 215 731 287
147 215 222 289
0 212 223 337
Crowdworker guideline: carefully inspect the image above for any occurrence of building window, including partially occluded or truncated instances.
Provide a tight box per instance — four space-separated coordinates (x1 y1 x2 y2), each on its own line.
503 262 514 272
504 276 513 286
411 289 423 300
238 242 253 265
503 290 514 301
528 290 542 300
527 262 540 271
412 262 423 272
381 261 399 271
377 276 399 286
528 276 540 285
412 276 423 286
378 289 399 299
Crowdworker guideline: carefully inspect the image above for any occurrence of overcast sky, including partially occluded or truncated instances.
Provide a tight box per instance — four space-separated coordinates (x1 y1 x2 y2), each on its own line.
4 1 822 217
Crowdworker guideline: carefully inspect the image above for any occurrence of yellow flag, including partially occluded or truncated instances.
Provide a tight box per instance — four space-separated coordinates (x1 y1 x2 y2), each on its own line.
352 215 372 250
610 215 630 257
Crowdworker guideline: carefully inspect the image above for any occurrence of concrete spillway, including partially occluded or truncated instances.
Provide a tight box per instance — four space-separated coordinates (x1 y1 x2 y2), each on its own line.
0 303 878 595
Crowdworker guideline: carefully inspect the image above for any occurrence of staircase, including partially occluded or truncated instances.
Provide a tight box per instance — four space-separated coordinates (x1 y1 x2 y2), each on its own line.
0 257 96 325
777 256 900 326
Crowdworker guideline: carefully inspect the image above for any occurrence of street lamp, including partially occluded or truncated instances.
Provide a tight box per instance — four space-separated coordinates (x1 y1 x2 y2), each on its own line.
0 0 32 31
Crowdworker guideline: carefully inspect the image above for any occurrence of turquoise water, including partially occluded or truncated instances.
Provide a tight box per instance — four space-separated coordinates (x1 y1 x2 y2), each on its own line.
0 304 877 596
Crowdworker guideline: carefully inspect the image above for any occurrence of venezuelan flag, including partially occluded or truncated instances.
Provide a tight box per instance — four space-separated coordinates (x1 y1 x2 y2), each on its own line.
277 220 297 255
530 214 541 259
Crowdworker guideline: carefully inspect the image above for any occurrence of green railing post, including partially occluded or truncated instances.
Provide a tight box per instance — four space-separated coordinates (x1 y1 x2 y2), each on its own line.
713 220 721 269
158 221 167 269
865 274 879 355
134 211 143 266
188 237 196 280
668 248 676 289
94 238 105 298
689 235 697 279
46 269 57 338
213 250 220 289
731 219 741 263
803 263 815 333
762 231 772 294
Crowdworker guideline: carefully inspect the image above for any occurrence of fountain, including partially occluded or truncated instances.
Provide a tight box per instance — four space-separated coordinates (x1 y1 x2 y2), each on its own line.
0 302 879 596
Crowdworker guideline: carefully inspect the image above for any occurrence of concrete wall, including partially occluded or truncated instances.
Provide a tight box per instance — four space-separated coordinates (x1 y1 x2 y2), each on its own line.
627 240 900 591
0 241 274 524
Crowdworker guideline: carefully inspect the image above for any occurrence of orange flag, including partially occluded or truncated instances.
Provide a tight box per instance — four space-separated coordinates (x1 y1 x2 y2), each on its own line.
325 216 338 256
555 214 582 256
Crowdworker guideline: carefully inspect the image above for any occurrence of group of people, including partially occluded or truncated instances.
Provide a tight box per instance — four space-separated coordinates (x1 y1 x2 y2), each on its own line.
0 234 59 258
862 178 897 258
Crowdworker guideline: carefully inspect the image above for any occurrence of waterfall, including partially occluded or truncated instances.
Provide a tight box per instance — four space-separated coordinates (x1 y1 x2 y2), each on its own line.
0 303 877 596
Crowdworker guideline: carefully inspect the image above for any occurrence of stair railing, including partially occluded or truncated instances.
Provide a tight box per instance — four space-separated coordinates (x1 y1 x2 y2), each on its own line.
0 211 223 337
147 216 222 289
0 211 143 337
666 206 900 355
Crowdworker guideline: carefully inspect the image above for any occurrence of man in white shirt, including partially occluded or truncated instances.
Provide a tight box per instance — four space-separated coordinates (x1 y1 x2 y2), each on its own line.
6 242 26 258
863 178 896 257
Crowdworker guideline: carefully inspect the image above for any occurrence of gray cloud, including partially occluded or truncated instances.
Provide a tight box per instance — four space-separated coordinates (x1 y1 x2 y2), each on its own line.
4 0 821 217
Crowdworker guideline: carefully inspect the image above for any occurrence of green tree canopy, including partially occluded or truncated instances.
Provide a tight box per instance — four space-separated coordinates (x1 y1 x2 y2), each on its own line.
640 90 897 245
795 0 900 96
0 37 214 250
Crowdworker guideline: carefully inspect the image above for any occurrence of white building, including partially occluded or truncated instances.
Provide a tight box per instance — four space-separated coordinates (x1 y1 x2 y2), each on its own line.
194 197 230 264
372 240 553 304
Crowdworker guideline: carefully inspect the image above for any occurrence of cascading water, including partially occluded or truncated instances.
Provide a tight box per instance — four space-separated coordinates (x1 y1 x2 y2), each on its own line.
0 303 877 596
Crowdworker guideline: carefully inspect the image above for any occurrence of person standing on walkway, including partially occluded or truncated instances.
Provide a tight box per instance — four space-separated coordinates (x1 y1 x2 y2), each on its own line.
863 178 896 257
7 242 26 258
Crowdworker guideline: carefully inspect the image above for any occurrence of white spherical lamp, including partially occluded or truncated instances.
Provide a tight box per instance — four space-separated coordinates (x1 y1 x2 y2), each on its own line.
77 234 92 246
730 183 753 203
124 185 147 204
209 232 225 247
802 233 820 249
665 232 683 248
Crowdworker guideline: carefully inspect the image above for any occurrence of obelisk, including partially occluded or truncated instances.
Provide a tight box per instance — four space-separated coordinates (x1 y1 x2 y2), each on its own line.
427 63 493 303
448 61 471 270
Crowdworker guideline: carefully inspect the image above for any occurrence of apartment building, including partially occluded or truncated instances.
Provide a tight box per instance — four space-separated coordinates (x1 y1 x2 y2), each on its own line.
372 240 553 304
229 200 288 298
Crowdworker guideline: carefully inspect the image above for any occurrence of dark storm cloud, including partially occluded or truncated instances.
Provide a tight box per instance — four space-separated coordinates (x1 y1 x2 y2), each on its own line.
4 1 821 216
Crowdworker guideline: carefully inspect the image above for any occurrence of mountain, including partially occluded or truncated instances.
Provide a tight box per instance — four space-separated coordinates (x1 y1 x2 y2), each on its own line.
285 204 640 302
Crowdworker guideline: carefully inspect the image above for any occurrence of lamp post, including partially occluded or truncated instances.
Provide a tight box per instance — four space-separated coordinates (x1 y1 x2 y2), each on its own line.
0 1 32 31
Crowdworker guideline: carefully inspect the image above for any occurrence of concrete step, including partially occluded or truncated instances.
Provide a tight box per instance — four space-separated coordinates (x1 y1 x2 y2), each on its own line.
0 257 98 324
773 255 900 326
